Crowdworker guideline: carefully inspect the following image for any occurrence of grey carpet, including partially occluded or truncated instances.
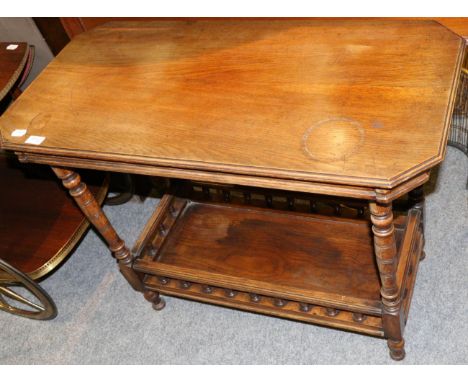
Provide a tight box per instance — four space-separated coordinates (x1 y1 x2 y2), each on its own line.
0 147 467 364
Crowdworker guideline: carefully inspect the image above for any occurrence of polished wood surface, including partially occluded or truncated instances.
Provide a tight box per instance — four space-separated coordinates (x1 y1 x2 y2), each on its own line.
0 19 453 358
148 201 385 304
0 20 463 189
435 18 468 39
0 154 106 279
370 201 404 360
158 203 380 305
59 17 468 39
132 183 423 343
0 42 29 101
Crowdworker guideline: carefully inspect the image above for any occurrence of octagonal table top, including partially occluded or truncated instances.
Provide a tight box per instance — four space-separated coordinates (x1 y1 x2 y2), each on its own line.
0 20 464 188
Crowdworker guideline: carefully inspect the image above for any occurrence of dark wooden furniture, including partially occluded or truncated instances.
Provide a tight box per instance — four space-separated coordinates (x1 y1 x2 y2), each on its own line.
33 18 71 56
0 20 463 358
0 42 29 97
0 41 108 319
0 42 33 106
0 154 108 319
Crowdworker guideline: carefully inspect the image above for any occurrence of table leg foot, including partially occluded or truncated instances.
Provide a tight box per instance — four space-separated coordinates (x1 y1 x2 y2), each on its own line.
144 290 166 311
388 338 405 361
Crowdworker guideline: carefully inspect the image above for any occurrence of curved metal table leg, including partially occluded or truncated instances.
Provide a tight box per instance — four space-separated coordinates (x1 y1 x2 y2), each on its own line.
0 259 57 320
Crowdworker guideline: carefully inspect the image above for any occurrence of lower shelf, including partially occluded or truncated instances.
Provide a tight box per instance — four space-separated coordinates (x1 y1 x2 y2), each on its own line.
133 184 423 338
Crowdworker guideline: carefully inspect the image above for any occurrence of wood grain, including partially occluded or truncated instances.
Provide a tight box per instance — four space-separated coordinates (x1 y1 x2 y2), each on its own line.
132 184 423 345
59 17 468 39
0 20 463 188
144 275 385 337
133 195 410 314
0 19 449 358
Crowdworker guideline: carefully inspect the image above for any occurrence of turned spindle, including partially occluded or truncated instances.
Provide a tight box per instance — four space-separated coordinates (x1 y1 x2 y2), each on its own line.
334 204 342 216
274 298 287 308
158 276 169 285
408 186 426 261
147 244 158 257
325 307 339 317
158 223 167 236
202 186 210 199
370 199 405 361
222 190 231 202
352 312 366 323
52 167 144 292
408 186 425 229
225 289 237 298
249 293 261 303
299 303 311 312
169 204 177 218
309 200 317 213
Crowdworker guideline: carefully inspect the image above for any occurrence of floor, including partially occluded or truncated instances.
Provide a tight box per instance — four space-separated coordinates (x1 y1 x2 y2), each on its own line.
0 147 467 364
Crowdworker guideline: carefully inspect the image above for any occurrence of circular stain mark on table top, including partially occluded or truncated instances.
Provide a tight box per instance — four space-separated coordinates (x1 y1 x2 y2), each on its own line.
302 118 365 162
28 113 52 132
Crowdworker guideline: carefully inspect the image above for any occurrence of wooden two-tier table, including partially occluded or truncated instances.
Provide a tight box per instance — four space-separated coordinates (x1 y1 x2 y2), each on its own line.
0 20 464 360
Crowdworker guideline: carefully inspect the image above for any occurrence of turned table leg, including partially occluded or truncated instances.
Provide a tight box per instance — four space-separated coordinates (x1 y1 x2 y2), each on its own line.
52 167 146 292
408 185 426 260
370 201 405 361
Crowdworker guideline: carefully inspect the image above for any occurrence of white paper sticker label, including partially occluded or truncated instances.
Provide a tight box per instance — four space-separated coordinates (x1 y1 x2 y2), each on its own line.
25 136 46 145
11 129 27 137
6 44 18 50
